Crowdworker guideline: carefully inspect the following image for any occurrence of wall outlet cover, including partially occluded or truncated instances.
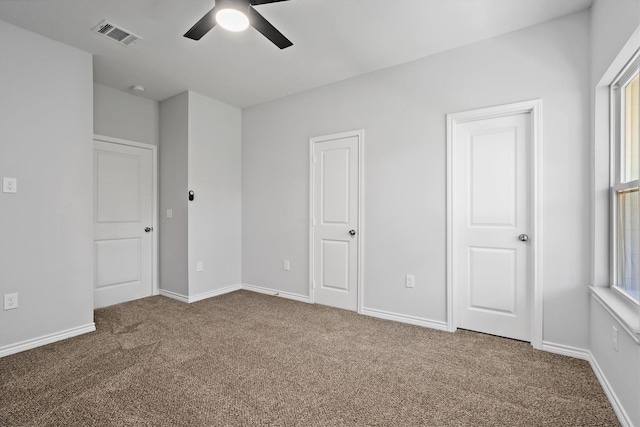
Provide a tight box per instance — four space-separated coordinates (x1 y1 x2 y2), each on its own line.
4 293 18 310
3 177 17 193
405 274 415 288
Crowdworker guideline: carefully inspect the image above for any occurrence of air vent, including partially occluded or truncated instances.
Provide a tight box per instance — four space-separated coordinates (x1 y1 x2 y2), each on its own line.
92 20 141 46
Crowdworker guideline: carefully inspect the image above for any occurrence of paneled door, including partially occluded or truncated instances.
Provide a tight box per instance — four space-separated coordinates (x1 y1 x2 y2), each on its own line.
453 113 531 341
93 140 154 308
311 131 362 312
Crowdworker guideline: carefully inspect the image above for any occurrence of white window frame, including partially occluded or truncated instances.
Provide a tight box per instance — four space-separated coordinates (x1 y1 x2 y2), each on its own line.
609 51 640 304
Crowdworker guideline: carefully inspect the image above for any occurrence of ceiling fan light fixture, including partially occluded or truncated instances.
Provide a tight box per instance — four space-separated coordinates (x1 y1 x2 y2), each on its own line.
215 8 250 32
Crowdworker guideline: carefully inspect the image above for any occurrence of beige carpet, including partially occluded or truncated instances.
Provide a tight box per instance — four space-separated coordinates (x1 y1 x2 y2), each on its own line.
1 290 618 426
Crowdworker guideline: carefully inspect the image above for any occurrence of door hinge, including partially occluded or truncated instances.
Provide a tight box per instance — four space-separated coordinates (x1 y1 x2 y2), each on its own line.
312 218 316 226
312 280 316 289
313 155 316 164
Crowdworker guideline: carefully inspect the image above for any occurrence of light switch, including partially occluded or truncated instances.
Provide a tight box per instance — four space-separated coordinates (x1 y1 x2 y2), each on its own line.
166 208 173 219
3 177 17 193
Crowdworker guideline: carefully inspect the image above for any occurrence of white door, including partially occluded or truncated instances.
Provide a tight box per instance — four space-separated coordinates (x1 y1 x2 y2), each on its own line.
453 113 531 341
94 140 154 308
311 132 361 311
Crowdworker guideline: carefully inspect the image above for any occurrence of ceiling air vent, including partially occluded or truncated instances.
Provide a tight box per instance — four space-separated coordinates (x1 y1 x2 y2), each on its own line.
92 20 141 46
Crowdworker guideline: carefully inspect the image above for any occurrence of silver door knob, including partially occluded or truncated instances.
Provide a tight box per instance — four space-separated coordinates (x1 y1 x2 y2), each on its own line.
145 227 153 233
518 234 529 242
349 229 356 236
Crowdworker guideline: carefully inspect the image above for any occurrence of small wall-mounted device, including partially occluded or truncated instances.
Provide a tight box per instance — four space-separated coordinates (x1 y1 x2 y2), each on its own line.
188 190 194 201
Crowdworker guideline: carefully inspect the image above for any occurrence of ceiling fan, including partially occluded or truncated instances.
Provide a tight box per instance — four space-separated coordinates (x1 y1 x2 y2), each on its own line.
184 0 293 49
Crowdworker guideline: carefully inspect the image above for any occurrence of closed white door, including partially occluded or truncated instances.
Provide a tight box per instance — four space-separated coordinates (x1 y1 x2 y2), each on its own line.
94 141 153 308
312 132 360 311
453 113 531 341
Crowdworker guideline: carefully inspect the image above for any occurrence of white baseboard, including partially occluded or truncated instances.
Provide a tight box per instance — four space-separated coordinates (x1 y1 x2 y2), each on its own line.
241 284 311 303
360 307 449 331
188 285 242 303
541 341 590 360
0 323 96 358
589 351 633 427
160 285 241 304
159 289 189 303
541 343 630 426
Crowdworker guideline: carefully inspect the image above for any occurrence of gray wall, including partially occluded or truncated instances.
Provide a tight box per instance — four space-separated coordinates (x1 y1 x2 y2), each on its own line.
187 92 242 297
159 92 189 296
0 20 94 351
589 1 640 425
160 91 242 299
94 83 160 146
590 298 639 425
243 12 591 348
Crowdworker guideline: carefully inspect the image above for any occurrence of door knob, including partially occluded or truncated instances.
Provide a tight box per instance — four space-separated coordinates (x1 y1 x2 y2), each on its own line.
518 234 529 242
349 229 356 236
145 227 153 233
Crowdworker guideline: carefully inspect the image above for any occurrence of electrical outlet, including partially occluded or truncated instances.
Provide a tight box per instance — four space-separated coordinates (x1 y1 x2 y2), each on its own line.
166 208 173 219
196 261 203 272
612 325 619 352
283 260 290 271
405 274 415 288
4 293 18 310
3 177 17 193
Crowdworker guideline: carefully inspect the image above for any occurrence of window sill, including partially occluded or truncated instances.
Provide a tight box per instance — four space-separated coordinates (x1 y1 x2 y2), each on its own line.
590 286 640 344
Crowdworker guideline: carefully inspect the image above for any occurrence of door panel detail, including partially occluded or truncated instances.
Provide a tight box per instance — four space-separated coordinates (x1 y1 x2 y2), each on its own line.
322 148 351 224
95 238 141 288
96 152 140 223
469 127 517 227
321 240 350 291
468 247 516 315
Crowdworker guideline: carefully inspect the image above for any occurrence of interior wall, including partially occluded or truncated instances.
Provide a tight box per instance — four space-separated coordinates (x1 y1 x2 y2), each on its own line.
589 1 640 425
159 92 189 296
242 11 591 348
93 83 160 146
0 20 94 352
187 92 242 297
590 0 640 89
590 297 640 425
590 0 640 288
159 91 242 299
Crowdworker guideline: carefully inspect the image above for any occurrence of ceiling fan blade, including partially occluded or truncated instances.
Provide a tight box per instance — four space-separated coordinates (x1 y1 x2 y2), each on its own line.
184 7 217 40
250 0 290 5
248 6 292 49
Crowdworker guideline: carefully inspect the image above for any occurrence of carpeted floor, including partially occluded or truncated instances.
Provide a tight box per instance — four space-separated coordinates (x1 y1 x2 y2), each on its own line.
0 290 619 426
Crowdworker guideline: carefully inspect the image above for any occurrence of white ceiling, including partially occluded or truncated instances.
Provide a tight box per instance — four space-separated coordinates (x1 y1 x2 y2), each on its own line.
0 0 593 108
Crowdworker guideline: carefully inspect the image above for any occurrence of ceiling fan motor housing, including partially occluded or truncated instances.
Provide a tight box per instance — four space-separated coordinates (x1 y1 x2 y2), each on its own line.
217 0 250 14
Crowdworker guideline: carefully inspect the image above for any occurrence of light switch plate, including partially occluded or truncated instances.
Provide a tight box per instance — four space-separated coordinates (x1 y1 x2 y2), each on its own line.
3 177 17 193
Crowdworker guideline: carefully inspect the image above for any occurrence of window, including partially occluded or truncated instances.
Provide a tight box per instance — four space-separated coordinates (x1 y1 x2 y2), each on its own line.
611 52 639 302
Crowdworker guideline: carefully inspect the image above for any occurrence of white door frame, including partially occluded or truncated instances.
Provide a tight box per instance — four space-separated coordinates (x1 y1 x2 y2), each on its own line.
446 100 543 349
309 129 364 312
93 134 159 299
